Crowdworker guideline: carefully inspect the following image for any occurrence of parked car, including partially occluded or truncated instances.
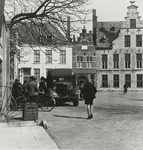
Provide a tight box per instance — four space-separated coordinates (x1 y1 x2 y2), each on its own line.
47 69 79 106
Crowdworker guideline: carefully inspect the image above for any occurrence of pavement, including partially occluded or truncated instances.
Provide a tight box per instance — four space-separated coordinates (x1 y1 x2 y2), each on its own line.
0 116 60 149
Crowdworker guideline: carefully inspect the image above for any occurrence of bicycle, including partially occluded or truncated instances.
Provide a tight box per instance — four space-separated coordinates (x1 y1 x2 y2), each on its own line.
18 91 55 112
1 84 27 121
38 92 55 112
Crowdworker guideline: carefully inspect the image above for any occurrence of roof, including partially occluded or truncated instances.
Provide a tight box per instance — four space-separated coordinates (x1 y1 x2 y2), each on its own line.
96 21 123 49
12 22 68 46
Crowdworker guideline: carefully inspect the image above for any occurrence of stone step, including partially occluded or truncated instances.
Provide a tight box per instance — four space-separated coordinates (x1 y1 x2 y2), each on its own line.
0 121 37 128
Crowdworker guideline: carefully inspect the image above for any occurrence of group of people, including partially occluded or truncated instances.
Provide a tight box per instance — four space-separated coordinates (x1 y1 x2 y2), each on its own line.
12 76 49 107
79 79 97 119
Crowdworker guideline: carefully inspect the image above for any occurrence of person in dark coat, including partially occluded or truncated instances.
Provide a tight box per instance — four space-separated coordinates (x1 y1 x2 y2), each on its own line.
83 78 97 119
12 79 22 99
39 76 47 93
27 76 39 104
79 82 84 100
123 83 128 94
22 80 28 96
12 79 22 109
47 71 53 89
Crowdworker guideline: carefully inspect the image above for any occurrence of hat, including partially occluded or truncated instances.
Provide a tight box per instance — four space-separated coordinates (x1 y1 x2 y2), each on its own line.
30 76 36 80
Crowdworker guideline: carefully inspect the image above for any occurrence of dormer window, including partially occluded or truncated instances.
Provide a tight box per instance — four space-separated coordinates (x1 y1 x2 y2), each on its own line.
130 19 136 28
47 35 52 42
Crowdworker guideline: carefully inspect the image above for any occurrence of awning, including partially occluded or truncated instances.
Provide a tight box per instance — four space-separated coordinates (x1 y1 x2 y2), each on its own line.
0 0 5 37
48 69 75 77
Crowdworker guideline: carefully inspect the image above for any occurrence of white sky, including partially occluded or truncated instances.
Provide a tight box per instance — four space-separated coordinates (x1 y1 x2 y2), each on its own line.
84 0 143 31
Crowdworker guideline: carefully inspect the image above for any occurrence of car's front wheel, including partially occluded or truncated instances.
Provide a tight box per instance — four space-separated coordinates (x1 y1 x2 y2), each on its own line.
73 95 79 106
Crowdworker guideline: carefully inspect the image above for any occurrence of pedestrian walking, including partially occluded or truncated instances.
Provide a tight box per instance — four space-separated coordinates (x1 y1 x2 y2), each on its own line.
83 78 97 119
79 82 84 100
123 83 128 94
27 76 39 104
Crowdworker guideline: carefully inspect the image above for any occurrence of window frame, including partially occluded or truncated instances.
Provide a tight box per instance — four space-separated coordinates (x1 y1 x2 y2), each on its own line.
102 54 108 69
34 68 40 81
46 50 52 63
125 54 131 68
130 19 136 28
34 50 40 63
125 74 131 88
136 35 142 47
125 35 131 47
102 75 108 88
137 74 143 88
136 53 142 68
113 74 119 88
113 54 119 69
60 50 66 63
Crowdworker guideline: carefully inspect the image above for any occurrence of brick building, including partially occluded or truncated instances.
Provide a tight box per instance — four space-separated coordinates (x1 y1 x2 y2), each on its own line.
95 1 143 91
73 26 96 87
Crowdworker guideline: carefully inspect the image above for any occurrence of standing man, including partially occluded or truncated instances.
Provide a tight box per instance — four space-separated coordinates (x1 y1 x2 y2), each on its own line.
27 76 39 104
83 78 97 119
123 83 128 94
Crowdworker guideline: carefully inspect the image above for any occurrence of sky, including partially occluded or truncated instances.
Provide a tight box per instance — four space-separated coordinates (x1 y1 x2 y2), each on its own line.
84 0 143 31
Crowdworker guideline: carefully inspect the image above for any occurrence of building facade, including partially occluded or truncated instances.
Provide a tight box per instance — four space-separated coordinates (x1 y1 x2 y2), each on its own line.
96 1 143 91
73 27 96 87
18 45 72 84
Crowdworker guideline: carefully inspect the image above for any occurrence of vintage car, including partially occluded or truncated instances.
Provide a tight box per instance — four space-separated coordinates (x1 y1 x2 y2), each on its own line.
47 69 79 106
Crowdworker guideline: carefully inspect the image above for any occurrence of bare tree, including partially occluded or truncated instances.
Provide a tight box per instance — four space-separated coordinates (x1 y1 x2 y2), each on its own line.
5 0 92 48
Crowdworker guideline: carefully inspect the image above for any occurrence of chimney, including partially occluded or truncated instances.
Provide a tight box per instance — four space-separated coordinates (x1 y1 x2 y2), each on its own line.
82 26 86 39
93 9 97 46
67 16 70 42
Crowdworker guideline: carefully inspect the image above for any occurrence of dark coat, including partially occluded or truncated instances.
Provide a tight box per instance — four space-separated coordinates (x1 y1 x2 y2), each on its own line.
27 80 39 96
83 82 97 100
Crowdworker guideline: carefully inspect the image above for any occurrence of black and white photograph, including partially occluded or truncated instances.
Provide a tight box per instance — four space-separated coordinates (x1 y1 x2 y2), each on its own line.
1 0 143 149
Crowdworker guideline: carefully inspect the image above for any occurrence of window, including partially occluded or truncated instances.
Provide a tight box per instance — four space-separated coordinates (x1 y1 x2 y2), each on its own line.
113 54 119 69
34 50 40 62
125 74 131 88
80 56 83 62
125 54 130 68
34 69 40 81
137 74 143 87
60 50 66 63
102 54 107 69
47 35 52 42
136 35 142 47
136 54 142 68
125 35 130 47
46 50 52 63
23 68 31 82
73 55 95 68
113 75 119 88
130 19 136 28
102 75 108 87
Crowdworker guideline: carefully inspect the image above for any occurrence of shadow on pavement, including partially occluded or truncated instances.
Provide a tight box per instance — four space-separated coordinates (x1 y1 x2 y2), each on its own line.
56 103 74 107
130 99 143 101
53 114 85 119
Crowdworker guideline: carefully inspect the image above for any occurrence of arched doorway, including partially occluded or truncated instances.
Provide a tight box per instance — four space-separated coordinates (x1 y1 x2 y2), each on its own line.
77 75 87 86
